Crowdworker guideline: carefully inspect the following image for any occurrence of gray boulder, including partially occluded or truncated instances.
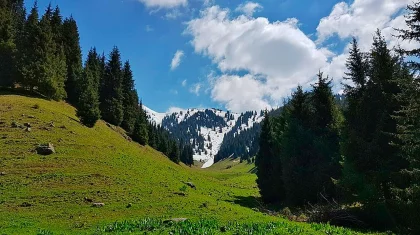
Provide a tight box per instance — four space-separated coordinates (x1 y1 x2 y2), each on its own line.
36 143 55 155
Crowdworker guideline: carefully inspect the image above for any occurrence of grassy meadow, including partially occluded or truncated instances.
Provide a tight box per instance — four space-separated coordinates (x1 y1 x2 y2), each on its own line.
0 95 383 234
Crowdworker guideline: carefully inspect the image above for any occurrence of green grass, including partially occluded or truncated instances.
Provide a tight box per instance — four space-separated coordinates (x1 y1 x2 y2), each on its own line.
0 95 383 234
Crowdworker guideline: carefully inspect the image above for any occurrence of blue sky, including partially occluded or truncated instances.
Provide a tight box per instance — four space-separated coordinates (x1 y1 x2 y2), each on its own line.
25 0 414 113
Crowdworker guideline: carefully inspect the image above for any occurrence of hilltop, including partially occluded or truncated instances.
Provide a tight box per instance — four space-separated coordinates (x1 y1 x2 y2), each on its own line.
0 95 380 234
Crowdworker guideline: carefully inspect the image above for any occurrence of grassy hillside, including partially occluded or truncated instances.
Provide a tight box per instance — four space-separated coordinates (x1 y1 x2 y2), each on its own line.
0 95 381 234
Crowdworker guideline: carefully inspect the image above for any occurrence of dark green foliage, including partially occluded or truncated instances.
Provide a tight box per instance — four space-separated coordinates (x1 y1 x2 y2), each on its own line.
255 112 284 203
169 140 180 164
181 143 194 166
62 16 82 105
0 0 25 88
132 103 148 146
121 61 139 134
76 48 101 127
18 2 42 90
341 32 407 207
37 4 67 100
100 47 124 126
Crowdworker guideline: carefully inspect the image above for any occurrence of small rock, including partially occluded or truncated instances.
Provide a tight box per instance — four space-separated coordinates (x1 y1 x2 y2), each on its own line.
25 127 31 132
24 123 31 127
1 136 6 139
59 125 66 129
174 192 186 196
163 218 188 223
36 143 55 155
126 203 132 208
20 202 32 207
49 122 55 127
0 172 6 176
28 115 35 119
92 202 105 207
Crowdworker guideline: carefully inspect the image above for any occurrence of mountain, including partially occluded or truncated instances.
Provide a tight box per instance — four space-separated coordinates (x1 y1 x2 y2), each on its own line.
144 106 264 168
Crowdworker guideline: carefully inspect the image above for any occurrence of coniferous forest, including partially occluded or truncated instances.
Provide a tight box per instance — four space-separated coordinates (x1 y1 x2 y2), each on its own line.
0 0 193 165
255 4 420 233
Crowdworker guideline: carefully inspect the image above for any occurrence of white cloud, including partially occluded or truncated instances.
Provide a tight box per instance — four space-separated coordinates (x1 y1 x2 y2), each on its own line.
189 83 201 96
181 79 187 87
317 0 413 51
170 50 185 70
235 2 263 17
185 2 415 112
212 74 271 112
138 0 187 8
186 6 329 111
170 89 179 95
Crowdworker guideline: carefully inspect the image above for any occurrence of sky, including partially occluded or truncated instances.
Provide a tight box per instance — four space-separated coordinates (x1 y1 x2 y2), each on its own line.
25 0 417 113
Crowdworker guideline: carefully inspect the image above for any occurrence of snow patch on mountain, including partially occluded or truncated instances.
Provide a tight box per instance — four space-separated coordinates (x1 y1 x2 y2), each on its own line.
144 106 263 168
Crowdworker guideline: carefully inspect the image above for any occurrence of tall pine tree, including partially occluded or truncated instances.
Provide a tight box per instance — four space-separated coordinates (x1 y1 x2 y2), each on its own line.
100 47 124 126
121 61 139 134
76 48 101 127
62 16 82 105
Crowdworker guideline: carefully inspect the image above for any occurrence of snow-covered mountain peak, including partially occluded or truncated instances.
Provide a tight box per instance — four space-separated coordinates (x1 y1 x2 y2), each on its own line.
143 106 264 168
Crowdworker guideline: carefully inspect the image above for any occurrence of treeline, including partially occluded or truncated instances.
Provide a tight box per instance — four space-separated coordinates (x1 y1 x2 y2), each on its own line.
256 4 420 232
0 0 193 165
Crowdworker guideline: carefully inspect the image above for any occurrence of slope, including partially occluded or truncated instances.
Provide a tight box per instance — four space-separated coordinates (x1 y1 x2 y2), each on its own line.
0 95 379 234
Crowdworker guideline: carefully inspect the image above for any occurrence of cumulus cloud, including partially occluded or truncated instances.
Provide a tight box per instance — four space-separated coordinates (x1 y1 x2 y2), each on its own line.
181 79 187 87
186 6 329 111
170 50 184 70
317 0 413 51
138 0 187 8
235 2 263 17
184 1 416 112
211 74 271 112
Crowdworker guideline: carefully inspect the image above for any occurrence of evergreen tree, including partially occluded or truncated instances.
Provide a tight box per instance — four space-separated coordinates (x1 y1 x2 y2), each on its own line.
76 48 101 127
37 4 67 100
132 103 148 146
100 47 124 126
256 112 283 203
121 61 139 134
62 16 82 105
310 72 341 200
169 140 180 164
341 32 408 222
0 0 15 87
19 1 42 90
280 87 316 205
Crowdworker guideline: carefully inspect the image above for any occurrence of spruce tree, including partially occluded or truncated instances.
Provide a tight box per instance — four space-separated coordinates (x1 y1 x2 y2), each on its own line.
280 87 316 205
256 112 283 203
62 16 82 105
100 47 124 126
19 2 42 91
76 48 101 127
0 0 15 87
121 61 139 134
341 32 407 219
37 4 67 100
309 72 341 200
132 103 148 146
169 140 180 164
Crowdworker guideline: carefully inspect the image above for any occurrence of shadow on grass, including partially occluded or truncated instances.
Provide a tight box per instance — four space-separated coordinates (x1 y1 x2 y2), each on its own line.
227 195 262 210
